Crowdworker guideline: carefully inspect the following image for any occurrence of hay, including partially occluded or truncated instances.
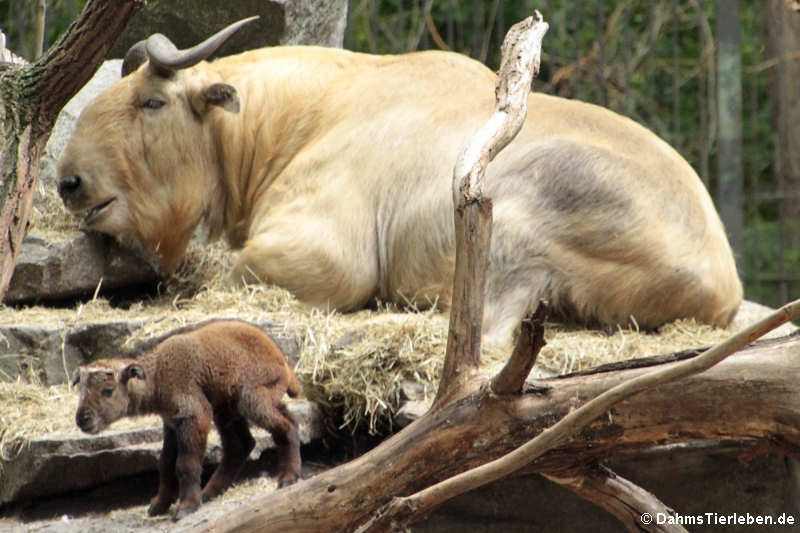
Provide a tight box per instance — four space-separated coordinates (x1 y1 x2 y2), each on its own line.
2 230 796 446
0 381 159 465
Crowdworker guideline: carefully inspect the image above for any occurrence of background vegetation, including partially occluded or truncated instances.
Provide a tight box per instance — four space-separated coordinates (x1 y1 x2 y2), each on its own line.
1 0 797 308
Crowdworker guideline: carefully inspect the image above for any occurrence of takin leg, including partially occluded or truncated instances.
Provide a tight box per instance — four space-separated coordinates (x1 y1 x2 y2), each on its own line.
231 218 378 311
148 423 180 516
239 386 301 488
202 411 255 502
172 412 211 521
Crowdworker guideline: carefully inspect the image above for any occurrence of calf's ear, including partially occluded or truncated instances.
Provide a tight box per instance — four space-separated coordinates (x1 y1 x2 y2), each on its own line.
191 82 240 115
121 364 147 383
71 369 81 387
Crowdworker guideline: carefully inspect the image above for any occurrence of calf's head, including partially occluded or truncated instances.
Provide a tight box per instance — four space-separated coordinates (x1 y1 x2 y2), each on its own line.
57 17 256 273
73 359 146 434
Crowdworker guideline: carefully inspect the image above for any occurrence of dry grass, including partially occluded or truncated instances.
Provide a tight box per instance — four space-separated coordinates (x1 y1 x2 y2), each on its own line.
1 231 796 452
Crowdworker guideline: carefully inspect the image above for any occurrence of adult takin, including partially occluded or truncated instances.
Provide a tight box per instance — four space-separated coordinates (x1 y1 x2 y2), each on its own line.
57 17 742 346
73 319 302 520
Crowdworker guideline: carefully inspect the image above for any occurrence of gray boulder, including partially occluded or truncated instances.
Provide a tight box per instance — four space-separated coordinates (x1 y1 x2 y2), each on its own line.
0 400 323 504
109 0 348 58
5 232 157 307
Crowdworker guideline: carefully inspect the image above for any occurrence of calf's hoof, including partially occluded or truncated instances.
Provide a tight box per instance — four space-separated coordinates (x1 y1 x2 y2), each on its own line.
172 503 200 521
277 475 299 489
148 499 171 516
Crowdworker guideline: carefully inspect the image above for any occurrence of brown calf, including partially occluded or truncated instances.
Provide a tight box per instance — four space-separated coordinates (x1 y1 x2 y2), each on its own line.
73 319 302 520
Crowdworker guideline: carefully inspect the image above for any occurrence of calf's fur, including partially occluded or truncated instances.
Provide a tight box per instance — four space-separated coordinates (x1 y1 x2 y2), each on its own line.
73 319 302 520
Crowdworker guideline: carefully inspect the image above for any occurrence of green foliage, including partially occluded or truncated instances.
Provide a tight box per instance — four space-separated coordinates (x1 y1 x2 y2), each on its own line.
346 0 796 309
0 0 86 60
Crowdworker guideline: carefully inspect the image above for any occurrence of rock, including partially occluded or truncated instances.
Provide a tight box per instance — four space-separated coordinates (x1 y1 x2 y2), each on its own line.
0 318 299 386
108 0 348 58
732 299 797 338
417 442 800 533
0 321 144 385
0 400 323 504
4 232 158 307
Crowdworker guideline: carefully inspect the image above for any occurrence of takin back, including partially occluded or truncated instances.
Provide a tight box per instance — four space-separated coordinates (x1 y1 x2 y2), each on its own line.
73 319 302 520
57 18 742 346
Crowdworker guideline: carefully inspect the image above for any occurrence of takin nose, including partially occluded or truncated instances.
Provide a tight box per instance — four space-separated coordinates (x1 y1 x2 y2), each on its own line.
75 410 92 431
57 175 82 199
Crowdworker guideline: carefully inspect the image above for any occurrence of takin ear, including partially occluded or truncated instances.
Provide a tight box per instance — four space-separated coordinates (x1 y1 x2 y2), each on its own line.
120 364 147 384
71 369 81 387
191 82 240 115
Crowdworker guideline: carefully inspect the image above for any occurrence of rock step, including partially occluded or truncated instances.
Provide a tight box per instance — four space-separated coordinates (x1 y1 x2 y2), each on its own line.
0 400 322 504
0 318 300 386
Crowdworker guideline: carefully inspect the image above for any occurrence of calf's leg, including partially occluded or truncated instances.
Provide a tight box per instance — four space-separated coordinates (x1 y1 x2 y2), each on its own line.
148 423 179 516
202 412 255 501
240 387 301 487
172 413 210 521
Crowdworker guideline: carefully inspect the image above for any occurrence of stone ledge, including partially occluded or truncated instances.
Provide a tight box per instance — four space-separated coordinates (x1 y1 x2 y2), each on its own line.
0 400 322 504
5 232 157 306
0 319 301 385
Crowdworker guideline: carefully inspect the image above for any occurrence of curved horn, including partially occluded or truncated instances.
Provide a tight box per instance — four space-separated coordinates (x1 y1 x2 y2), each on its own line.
146 16 259 77
121 40 148 77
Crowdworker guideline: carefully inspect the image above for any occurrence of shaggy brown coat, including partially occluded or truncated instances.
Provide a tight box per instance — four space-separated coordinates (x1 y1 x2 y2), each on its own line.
57 22 742 346
73 319 302 521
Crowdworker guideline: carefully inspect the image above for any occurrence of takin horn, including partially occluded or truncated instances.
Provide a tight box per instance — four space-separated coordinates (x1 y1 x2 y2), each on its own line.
121 16 259 78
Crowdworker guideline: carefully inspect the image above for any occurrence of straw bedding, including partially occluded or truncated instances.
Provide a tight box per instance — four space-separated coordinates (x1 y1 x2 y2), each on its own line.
1 205 795 458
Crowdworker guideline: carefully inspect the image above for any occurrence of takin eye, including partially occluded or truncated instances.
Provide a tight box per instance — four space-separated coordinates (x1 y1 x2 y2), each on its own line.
101 388 114 398
141 98 166 110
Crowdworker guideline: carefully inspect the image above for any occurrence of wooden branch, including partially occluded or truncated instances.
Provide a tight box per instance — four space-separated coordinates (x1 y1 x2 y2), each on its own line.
357 299 800 531
545 465 687 533
491 301 548 395
435 11 549 407
24 0 145 131
186 313 800 533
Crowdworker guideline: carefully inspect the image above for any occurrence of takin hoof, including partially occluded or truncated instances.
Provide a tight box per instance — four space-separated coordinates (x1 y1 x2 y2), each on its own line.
172 503 200 521
147 499 172 517
276 475 299 489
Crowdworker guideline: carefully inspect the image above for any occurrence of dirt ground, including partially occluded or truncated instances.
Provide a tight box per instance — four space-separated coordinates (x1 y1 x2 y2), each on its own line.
1 459 332 533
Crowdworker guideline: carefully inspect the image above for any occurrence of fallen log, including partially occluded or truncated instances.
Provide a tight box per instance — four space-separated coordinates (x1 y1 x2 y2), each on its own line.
182 9 800 529
181 331 800 533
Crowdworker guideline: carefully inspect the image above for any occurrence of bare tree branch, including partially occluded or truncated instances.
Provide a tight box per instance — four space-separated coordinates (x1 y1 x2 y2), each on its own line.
435 11 549 407
491 301 548 395
359 299 800 531
545 464 688 533
0 0 143 301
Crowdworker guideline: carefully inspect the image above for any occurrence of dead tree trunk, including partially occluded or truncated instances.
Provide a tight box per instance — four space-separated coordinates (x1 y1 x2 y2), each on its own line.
182 329 800 533
181 11 800 533
0 0 143 301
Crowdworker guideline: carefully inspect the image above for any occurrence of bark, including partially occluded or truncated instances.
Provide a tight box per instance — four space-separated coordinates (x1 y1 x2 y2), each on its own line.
182 9 800 532
436 13 548 408
491 302 548 396
545 465 688 533
357 300 800 532
184 330 800 533
0 0 144 301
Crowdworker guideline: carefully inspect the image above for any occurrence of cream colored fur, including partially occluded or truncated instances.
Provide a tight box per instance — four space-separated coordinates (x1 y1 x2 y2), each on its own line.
58 46 743 346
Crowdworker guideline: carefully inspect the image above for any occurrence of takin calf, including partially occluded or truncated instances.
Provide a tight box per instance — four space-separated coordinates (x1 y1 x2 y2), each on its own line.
73 319 302 520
